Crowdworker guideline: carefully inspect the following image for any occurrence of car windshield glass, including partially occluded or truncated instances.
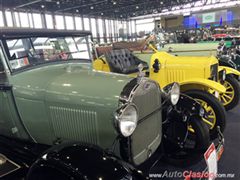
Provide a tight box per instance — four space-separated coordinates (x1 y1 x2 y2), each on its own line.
5 35 91 71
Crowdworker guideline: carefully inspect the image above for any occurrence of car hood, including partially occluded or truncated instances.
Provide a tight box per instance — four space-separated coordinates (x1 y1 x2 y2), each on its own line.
162 43 219 52
171 55 219 67
151 51 219 68
9 63 134 146
9 63 132 108
135 51 219 67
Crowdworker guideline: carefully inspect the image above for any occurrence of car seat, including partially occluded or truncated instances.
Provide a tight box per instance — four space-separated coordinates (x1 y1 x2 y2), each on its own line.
105 49 148 74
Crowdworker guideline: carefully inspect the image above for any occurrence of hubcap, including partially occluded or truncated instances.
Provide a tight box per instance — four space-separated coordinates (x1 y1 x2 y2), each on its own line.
195 99 216 130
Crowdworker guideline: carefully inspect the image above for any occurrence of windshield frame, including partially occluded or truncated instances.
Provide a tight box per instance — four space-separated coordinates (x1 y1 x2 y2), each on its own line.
1 34 93 74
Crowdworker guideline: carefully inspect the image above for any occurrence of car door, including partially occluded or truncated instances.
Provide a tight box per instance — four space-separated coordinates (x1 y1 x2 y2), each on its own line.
0 45 31 141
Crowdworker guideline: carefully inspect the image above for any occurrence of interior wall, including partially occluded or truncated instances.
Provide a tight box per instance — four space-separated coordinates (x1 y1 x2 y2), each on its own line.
158 6 240 29
159 15 184 29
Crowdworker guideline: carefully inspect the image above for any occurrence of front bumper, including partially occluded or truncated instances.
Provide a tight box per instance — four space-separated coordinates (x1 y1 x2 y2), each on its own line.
215 127 224 161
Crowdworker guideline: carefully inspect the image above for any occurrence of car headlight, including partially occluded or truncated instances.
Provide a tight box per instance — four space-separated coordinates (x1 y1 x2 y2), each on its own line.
163 82 180 105
116 104 138 137
222 69 226 81
170 83 180 105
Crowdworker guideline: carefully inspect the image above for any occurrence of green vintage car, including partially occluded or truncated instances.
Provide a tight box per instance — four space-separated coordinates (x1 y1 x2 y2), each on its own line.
0 29 213 179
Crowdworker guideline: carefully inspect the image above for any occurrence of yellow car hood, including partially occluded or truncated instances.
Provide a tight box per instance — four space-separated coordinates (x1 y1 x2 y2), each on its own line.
155 52 218 67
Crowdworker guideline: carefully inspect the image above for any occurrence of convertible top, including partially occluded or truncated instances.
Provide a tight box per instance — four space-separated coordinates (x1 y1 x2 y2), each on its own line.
0 28 92 39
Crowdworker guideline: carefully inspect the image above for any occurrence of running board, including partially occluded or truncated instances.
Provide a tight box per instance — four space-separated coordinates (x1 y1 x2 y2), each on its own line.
0 154 21 178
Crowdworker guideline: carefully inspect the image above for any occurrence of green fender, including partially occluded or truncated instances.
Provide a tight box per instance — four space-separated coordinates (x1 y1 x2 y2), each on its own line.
179 78 226 93
219 66 240 76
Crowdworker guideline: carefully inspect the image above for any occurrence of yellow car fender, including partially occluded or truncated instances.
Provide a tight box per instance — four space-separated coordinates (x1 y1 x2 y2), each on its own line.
179 78 226 93
219 66 240 76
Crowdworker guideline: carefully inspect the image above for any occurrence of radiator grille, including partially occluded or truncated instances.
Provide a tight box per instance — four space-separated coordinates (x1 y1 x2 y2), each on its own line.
210 63 218 82
131 110 161 165
129 79 162 165
132 81 161 120
166 70 185 83
49 106 99 145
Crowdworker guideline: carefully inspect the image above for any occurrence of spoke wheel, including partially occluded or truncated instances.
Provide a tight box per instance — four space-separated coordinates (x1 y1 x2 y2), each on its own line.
217 75 240 111
195 99 217 130
185 89 226 139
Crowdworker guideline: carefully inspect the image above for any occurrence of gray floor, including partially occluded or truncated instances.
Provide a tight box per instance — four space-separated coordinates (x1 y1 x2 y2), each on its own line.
218 103 240 179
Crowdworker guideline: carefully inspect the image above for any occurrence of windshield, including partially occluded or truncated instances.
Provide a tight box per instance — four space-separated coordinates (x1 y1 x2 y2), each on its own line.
5 35 92 71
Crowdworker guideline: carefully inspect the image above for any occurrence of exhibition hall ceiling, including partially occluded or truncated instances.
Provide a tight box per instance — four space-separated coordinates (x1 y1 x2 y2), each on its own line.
1 0 200 19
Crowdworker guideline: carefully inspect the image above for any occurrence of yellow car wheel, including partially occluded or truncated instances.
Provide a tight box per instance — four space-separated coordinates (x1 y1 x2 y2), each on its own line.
185 89 226 140
219 75 240 111
195 99 217 129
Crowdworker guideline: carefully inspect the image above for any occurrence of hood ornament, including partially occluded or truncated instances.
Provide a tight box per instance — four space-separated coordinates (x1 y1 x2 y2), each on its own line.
137 63 145 81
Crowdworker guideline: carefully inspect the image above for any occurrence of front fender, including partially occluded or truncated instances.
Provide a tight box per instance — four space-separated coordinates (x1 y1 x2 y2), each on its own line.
27 142 145 180
219 66 240 76
179 78 226 93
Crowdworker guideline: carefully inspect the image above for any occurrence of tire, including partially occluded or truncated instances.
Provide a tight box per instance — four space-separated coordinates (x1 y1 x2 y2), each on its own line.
27 165 76 180
220 75 240 111
163 116 210 166
185 89 226 140
190 117 210 151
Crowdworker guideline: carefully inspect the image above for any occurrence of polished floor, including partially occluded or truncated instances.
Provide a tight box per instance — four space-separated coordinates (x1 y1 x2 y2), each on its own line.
218 103 240 180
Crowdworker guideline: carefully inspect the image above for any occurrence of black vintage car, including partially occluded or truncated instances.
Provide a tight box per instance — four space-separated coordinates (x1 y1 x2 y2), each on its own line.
218 40 240 72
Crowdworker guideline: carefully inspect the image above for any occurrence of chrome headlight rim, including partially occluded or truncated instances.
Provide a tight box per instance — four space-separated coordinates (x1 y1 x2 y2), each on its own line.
170 83 180 106
163 82 180 105
115 103 138 137
222 69 226 81
219 69 227 82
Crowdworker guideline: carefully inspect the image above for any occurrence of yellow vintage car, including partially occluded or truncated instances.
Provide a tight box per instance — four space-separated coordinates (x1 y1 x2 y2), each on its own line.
93 45 239 139
158 43 240 111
